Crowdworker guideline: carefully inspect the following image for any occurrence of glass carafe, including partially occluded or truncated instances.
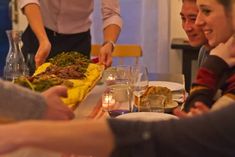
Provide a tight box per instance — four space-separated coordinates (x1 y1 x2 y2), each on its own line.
3 30 29 81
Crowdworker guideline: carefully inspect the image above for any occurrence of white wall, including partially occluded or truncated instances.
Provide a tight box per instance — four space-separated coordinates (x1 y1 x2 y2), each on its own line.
169 0 187 74
169 0 198 80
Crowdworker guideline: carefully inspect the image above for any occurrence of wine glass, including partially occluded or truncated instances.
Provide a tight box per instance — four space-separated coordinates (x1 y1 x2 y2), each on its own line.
103 65 131 86
116 65 131 84
131 65 149 112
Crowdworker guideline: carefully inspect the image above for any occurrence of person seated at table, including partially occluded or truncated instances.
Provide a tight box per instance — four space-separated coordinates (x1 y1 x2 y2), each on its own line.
182 0 235 112
0 93 234 156
0 22 235 155
0 80 74 121
0 0 235 157
180 0 210 67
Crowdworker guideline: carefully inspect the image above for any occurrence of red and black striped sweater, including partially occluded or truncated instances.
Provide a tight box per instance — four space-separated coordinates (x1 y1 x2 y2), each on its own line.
183 55 235 112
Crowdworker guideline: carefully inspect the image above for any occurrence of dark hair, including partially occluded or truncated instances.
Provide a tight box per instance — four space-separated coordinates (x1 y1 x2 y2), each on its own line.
217 0 232 10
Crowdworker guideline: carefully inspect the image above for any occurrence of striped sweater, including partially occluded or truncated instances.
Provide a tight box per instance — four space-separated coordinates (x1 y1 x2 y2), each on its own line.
183 55 235 112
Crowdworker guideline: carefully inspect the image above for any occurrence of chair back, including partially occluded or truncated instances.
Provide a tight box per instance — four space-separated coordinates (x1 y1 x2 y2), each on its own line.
91 44 142 65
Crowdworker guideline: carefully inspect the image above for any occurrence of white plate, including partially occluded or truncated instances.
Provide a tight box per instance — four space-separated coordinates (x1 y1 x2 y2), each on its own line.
133 101 179 113
165 101 178 112
117 112 178 121
149 81 184 91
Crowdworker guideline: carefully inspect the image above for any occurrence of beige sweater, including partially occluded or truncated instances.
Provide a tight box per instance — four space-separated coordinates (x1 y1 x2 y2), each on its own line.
0 79 46 121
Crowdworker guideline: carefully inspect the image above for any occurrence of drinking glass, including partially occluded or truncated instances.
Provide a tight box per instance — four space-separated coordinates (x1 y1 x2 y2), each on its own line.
131 65 149 112
102 84 132 118
25 53 36 75
102 67 117 86
103 65 131 86
148 94 166 113
116 65 131 84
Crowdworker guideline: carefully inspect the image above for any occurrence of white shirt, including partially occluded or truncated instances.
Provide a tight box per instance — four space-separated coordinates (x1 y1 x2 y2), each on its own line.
19 0 123 34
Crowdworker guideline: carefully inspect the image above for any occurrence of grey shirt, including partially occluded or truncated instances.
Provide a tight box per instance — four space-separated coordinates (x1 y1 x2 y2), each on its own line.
198 45 210 67
0 79 46 121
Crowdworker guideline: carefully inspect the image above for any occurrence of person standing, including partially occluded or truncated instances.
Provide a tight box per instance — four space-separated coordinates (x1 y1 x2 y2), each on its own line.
18 0 123 73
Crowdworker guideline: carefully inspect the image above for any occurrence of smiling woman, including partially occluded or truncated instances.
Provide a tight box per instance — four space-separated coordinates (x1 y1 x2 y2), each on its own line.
182 0 235 111
196 0 233 48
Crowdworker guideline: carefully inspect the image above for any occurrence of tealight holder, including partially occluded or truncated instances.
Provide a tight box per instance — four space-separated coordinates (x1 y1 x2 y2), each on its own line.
102 90 116 111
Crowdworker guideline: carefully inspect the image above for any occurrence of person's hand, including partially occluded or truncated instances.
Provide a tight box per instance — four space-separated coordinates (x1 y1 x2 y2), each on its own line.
210 36 235 67
99 44 113 68
41 86 74 120
189 102 210 115
173 102 209 118
173 107 189 118
35 39 51 68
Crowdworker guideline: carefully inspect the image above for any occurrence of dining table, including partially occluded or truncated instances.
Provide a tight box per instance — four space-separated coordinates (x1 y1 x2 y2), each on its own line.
74 72 185 119
0 72 185 157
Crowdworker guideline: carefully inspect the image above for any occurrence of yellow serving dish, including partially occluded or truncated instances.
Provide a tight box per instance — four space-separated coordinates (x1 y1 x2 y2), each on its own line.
34 62 104 109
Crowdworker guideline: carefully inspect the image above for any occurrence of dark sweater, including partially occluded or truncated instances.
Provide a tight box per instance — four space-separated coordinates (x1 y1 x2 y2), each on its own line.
108 104 235 157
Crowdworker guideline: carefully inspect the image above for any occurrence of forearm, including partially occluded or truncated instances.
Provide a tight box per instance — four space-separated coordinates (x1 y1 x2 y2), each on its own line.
0 80 46 121
23 3 48 43
19 120 115 157
103 24 121 43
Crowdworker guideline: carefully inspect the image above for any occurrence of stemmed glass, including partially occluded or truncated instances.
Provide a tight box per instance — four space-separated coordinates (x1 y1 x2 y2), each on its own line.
131 65 149 112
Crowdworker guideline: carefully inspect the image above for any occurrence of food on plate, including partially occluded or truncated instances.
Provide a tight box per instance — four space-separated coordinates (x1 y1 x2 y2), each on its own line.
49 51 90 68
39 52 90 79
37 65 86 80
14 75 74 92
14 52 103 108
144 86 173 104
135 86 173 107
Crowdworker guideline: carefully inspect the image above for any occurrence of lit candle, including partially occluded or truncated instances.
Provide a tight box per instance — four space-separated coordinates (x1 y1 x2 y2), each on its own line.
107 74 115 81
102 94 115 109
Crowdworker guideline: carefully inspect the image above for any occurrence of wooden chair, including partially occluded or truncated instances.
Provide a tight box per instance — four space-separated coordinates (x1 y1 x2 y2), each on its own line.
91 44 142 65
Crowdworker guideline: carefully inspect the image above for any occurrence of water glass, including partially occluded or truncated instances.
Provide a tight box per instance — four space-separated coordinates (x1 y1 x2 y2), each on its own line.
103 65 131 86
106 84 131 118
116 65 131 83
148 94 166 113
25 53 36 75
137 96 151 112
131 65 149 111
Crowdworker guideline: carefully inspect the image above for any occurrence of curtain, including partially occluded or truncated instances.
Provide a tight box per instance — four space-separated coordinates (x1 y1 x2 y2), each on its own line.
0 0 11 76
91 0 170 73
